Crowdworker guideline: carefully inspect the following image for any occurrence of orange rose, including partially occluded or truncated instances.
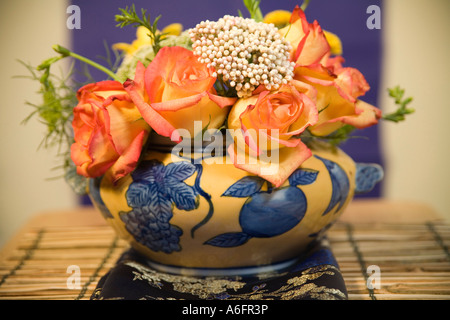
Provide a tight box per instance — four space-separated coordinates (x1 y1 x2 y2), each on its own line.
280 7 382 136
124 46 236 141
278 6 330 67
227 83 318 187
294 56 381 136
70 81 150 182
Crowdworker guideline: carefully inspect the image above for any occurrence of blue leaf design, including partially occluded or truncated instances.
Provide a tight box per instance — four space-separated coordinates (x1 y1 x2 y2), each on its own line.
204 232 252 247
316 156 350 216
131 160 164 183
355 163 384 194
222 176 265 198
121 159 202 254
147 183 173 217
288 169 319 186
167 183 199 211
164 161 196 182
126 182 152 208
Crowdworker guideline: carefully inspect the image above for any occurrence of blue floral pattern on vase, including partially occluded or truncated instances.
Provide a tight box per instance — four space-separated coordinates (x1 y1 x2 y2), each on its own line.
118 155 357 252
204 168 319 248
315 156 350 216
120 159 200 253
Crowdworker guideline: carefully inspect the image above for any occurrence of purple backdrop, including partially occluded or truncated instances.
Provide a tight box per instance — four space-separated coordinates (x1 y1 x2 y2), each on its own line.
69 0 383 199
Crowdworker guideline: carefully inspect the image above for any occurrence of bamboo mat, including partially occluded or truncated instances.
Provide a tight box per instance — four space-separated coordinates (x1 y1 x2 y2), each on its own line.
0 220 449 300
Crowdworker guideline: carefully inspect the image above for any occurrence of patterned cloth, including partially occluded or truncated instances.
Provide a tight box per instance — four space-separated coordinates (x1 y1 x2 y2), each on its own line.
91 239 347 300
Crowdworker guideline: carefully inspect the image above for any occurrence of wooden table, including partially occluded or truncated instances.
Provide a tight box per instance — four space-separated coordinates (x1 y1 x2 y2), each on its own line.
0 199 449 300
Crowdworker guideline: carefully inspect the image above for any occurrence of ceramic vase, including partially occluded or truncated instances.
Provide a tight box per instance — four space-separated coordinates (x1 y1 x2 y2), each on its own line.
88 135 383 276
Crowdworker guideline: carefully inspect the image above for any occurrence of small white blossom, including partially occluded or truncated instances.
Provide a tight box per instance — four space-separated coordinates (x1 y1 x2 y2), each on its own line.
189 15 294 98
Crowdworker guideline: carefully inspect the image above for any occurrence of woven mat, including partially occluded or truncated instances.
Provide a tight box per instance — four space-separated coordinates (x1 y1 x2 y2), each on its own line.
0 221 449 300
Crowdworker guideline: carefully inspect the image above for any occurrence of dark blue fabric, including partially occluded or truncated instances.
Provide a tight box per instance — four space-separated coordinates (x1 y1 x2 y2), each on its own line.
71 0 383 200
91 239 347 300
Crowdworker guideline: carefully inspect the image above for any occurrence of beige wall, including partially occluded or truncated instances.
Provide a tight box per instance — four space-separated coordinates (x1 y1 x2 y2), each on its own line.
0 0 77 248
0 0 449 248
380 0 450 220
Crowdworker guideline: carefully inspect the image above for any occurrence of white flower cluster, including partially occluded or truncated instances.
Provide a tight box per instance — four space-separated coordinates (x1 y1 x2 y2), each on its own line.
189 15 295 98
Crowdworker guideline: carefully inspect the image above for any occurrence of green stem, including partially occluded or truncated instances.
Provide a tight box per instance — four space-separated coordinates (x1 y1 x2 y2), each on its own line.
52 45 120 81
301 0 311 11
253 7 263 22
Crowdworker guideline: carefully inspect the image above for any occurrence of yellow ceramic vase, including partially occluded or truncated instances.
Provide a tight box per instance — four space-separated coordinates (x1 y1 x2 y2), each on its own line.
88 137 382 276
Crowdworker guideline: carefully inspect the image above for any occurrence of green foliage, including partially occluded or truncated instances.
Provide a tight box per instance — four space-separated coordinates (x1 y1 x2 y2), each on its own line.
17 44 121 193
97 40 123 74
18 60 76 152
238 0 309 20
239 0 263 22
115 4 163 54
52 45 119 81
20 42 123 154
17 59 87 190
322 125 358 146
383 86 415 123
302 125 362 148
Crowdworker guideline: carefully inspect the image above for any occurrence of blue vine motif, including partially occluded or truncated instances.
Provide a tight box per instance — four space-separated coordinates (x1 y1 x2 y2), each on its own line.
120 159 201 253
205 169 318 248
190 163 214 238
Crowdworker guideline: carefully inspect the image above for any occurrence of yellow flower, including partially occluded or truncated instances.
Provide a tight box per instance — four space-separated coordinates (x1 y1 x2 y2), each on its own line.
264 9 343 55
113 23 183 56
323 30 343 55
263 10 291 28
161 23 183 38
113 26 150 55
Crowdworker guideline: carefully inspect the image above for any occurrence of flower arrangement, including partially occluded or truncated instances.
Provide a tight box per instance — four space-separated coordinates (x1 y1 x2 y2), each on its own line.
22 0 413 195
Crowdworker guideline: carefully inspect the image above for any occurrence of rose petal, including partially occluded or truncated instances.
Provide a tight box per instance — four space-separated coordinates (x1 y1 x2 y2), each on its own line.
308 83 358 136
206 91 237 109
228 140 312 188
124 63 180 142
107 98 149 154
260 130 302 148
145 46 216 101
339 100 382 129
108 130 148 183
335 67 370 100
280 6 330 66
150 92 207 111
158 95 230 137
296 20 330 66
76 81 124 99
